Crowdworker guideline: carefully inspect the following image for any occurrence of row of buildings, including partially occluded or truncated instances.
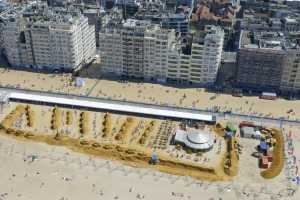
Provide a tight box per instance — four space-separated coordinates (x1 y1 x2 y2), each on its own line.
235 0 300 94
237 31 300 93
99 18 224 85
1 1 225 86
1 3 96 71
1 0 300 94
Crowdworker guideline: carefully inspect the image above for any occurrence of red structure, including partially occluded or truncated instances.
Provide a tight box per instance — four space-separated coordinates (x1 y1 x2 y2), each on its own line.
259 156 269 169
266 150 273 162
239 121 255 128
260 92 277 100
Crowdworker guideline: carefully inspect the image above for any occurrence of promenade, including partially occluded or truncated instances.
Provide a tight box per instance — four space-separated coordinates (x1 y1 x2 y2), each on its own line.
0 87 299 127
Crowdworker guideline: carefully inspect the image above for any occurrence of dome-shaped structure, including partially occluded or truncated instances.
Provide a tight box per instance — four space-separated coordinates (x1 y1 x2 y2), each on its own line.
186 130 211 144
174 129 214 151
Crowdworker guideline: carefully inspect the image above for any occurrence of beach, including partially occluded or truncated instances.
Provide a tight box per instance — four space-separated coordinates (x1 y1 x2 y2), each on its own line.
0 133 298 200
0 105 299 199
0 68 299 121
0 68 299 199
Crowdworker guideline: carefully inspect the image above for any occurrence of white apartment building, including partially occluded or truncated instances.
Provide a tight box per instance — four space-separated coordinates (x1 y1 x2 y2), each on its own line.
99 20 224 85
282 17 300 32
99 28 123 75
2 4 96 71
144 26 176 82
121 20 149 78
190 27 224 84
167 43 191 82
100 19 175 80
167 26 224 85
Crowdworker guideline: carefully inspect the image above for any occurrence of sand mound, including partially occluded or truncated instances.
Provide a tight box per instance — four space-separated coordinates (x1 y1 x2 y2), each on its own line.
260 129 284 179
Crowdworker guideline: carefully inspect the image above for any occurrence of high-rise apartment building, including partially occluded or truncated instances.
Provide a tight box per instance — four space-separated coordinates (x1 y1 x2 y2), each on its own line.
99 27 123 75
2 3 96 71
236 31 300 93
280 49 300 93
144 26 176 82
167 26 224 85
100 19 171 80
99 19 224 85
167 45 191 83
190 27 224 84
121 20 148 78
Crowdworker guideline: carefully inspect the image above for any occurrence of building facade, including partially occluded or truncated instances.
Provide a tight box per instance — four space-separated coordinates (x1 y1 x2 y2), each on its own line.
144 26 176 82
167 26 224 85
236 48 286 91
99 27 123 75
2 3 96 71
236 31 300 93
280 49 300 93
99 20 224 85
121 20 148 78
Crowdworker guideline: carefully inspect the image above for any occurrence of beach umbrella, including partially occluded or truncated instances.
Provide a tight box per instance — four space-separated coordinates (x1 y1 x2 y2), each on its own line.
292 176 300 185
289 131 292 138
150 153 159 165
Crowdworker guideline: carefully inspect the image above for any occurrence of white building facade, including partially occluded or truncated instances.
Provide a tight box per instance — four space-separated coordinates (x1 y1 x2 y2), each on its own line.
99 28 123 75
143 26 176 82
99 21 224 85
190 27 224 84
167 26 224 85
2 4 96 71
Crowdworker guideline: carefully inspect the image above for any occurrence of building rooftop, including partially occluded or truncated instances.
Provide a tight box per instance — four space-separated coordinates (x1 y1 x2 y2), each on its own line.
192 26 224 45
191 0 240 25
1 2 83 26
240 30 300 50
283 17 296 22
122 19 151 30
174 129 214 150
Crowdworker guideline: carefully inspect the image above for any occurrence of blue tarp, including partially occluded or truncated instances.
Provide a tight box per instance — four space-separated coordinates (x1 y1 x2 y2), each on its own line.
259 141 269 151
151 153 158 162
224 131 234 138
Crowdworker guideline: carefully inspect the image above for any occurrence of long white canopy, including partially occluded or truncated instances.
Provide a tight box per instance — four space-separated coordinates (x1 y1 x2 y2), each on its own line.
6 90 215 122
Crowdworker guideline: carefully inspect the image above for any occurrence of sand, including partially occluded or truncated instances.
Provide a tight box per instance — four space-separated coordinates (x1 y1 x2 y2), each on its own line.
0 68 299 199
0 68 299 120
0 131 299 200
0 103 228 181
0 102 298 199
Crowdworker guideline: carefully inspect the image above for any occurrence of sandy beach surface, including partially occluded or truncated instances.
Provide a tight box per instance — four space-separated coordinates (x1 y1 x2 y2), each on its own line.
0 68 299 121
0 68 300 199
0 108 299 200
0 133 298 200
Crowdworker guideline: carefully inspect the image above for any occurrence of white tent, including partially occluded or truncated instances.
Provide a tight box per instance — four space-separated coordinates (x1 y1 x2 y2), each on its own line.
75 77 85 87
174 129 214 150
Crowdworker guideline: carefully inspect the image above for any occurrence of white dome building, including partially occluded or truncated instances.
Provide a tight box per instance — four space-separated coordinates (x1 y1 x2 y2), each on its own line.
174 129 214 151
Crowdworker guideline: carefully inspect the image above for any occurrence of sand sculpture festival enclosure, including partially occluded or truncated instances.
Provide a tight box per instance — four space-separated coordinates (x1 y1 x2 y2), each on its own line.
0 103 284 181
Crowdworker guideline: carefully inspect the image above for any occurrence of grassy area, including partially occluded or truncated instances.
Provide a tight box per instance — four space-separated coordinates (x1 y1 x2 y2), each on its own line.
115 117 134 142
138 120 155 146
25 105 34 127
66 110 73 125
